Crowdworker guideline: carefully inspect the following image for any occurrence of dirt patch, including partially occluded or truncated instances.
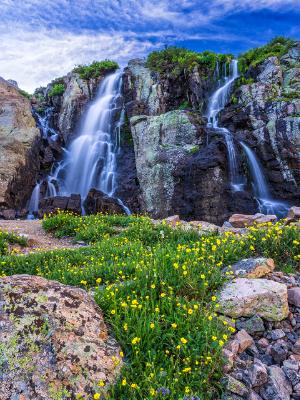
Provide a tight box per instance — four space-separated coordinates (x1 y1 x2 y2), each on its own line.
0 219 81 253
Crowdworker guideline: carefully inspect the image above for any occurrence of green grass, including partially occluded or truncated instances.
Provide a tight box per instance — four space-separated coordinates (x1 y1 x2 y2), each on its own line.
146 47 233 78
238 36 295 75
0 230 27 256
73 60 119 80
0 213 299 399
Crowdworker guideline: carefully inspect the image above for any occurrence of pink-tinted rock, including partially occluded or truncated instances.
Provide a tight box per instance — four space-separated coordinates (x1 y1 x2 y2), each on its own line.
164 215 180 227
0 275 122 400
288 287 300 307
228 213 277 228
235 329 254 353
287 206 300 220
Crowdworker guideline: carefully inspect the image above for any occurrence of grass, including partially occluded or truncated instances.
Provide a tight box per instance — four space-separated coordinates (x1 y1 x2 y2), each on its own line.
0 229 27 256
0 213 299 399
146 47 233 78
238 36 295 75
73 60 119 81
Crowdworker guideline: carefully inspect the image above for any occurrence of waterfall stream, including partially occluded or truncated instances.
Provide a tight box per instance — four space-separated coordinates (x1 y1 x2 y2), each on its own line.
240 142 288 217
28 71 130 217
207 60 244 191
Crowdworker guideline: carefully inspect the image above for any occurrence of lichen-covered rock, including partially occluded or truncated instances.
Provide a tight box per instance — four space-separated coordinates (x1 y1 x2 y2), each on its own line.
0 275 122 400
260 365 292 400
130 110 203 218
223 257 275 278
218 278 289 321
228 213 277 228
0 78 40 210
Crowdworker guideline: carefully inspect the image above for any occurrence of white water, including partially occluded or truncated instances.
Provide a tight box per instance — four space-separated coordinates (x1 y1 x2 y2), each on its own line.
33 107 58 140
207 60 243 191
27 182 41 218
240 142 288 217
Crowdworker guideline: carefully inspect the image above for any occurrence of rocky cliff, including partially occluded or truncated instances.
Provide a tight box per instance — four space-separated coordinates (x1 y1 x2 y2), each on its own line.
221 43 300 205
0 78 40 216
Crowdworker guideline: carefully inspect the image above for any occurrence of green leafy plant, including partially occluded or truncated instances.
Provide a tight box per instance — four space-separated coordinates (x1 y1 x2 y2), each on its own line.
238 36 295 75
73 60 119 80
18 89 31 99
48 83 65 98
146 47 233 78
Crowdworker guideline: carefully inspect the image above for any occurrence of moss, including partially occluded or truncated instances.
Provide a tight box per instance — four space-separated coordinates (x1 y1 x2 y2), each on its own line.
73 60 119 81
120 113 134 146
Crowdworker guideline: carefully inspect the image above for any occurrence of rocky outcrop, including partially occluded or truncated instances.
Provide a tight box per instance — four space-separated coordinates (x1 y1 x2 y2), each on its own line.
0 78 40 212
221 43 300 206
0 275 122 399
38 194 82 217
84 189 125 215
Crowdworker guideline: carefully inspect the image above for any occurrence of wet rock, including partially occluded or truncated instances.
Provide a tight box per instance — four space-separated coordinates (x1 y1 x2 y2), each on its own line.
218 278 289 321
288 288 300 307
236 316 265 335
38 194 81 217
0 275 122 400
84 188 125 215
223 258 275 279
260 365 293 400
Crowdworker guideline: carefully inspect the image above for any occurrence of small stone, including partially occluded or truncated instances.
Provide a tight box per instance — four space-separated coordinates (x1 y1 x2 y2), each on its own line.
270 342 288 364
258 338 270 348
260 365 292 400
282 364 300 386
250 359 268 387
288 288 300 307
224 375 249 397
218 278 289 321
294 382 300 394
226 339 240 355
223 349 235 372
236 316 265 335
249 391 263 400
270 329 286 340
292 338 300 355
235 329 254 353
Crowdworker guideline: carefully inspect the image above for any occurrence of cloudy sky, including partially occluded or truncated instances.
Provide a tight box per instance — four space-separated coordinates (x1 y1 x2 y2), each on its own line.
0 0 299 92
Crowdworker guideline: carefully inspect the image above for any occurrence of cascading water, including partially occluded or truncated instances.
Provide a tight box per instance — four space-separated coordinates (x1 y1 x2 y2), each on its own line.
240 142 288 217
33 107 58 140
27 182 41 218
207 60 244 191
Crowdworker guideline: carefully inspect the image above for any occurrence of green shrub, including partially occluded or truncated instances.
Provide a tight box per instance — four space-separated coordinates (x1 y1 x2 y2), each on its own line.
48 83 65 98
238 36 295 75
0 230 27 255
73 60 119 80
18 89 31 99
146 47 233 78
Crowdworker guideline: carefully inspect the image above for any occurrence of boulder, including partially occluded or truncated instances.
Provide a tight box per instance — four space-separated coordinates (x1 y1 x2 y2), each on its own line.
287 206 300 220
38 194 81 217
260 365 292 400
84 188 125 215
288 287 300 307
235 329 254 353
223 257 275 278
0 77 40 209
218 278 289 321
228 213 277 228
0 208 16 220
189 220 220 233
0 275 122 399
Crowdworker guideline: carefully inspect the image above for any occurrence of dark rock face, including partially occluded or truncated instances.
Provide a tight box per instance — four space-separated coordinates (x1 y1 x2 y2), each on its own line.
38 194 81 217
84 189 125 215
220 45 300 207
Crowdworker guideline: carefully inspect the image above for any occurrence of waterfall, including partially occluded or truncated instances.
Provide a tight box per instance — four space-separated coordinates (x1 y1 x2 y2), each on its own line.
207 60 243 191
27 183 41 219
240 142 288 217
33 106 58 140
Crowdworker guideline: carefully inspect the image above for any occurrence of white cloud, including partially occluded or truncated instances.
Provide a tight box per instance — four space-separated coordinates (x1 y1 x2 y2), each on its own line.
0 29 157 92
0 0 299 91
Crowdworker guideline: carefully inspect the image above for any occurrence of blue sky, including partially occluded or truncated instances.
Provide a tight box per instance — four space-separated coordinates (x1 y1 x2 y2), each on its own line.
0 0 299 92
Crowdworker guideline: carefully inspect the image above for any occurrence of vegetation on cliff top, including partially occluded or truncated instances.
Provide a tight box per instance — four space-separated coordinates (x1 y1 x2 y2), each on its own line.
73 60 119 80
1 213 299 399
146 47 233 78
238 36 296 74
48 83 65 97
